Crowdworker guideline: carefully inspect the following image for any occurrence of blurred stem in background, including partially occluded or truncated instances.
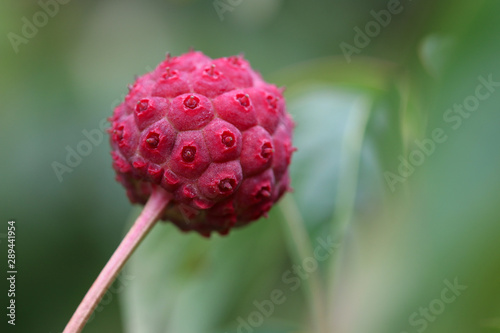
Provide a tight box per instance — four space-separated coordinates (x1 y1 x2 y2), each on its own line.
279 195 329 333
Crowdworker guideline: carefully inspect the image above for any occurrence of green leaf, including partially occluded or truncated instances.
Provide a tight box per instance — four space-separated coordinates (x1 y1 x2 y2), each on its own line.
121 209 288 333
419 34 456 79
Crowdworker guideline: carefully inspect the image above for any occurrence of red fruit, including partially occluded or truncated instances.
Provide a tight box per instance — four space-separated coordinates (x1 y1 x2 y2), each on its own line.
109 50 295 236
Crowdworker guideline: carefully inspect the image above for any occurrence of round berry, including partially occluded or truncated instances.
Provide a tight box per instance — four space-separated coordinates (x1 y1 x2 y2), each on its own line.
109 50 295 236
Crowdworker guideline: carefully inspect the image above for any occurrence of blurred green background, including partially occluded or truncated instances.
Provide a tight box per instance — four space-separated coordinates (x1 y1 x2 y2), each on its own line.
1 0 500 332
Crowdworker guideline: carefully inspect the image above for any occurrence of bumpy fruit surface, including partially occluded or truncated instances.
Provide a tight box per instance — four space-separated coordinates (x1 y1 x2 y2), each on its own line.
109 51 295 236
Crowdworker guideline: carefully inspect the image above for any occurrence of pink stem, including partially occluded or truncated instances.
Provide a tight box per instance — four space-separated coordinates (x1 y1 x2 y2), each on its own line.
63 187 171 333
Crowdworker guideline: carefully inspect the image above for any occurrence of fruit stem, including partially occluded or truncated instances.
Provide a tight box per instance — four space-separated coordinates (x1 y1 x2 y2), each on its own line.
63 186 171 333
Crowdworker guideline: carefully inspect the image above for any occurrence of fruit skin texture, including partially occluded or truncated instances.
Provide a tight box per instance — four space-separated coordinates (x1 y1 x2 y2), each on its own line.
109 51 295 237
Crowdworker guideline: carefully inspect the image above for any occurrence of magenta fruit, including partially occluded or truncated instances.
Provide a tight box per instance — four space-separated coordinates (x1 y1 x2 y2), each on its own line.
109 50 295 236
